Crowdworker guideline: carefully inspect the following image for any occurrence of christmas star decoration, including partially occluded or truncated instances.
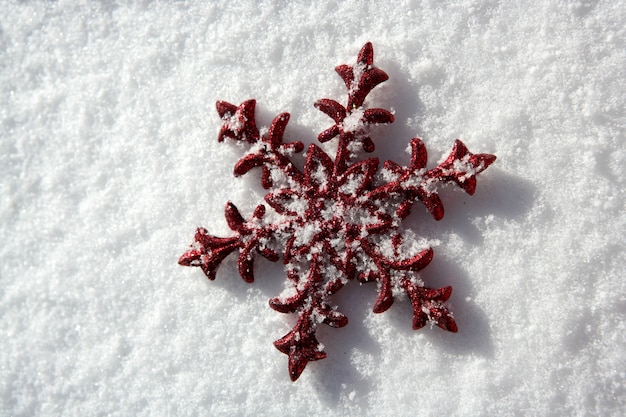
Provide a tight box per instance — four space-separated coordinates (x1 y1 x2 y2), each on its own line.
179 42 496 381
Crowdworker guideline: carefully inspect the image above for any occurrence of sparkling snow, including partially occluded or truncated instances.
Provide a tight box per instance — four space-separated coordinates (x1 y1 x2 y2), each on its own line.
1 1 624 416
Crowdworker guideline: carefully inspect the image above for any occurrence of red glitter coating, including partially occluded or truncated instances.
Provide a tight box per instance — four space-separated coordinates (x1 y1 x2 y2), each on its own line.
179 43 496 381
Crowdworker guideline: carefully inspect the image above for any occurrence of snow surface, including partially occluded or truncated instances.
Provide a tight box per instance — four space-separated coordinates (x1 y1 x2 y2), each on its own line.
1 1 624 416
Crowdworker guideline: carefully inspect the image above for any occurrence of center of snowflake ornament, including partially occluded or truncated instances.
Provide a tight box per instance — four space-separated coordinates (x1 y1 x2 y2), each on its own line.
179 42 496 381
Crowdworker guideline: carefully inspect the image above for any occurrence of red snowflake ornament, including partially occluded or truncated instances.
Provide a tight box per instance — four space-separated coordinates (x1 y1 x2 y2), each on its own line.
179 43 496 381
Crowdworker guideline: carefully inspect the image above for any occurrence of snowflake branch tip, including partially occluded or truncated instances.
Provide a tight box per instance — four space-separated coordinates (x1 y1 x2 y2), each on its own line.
336 42 390 109
222 100 306 189
178 227 241 281
316 43 394 158
217 99 259 143
405 284 458 332
434 139 497 195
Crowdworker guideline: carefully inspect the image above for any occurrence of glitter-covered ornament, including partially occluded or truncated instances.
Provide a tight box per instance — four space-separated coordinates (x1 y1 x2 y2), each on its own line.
180 43 496 381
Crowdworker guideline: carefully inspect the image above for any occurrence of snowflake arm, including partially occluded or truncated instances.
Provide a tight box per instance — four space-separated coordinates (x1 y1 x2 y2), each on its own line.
315 42 395 174
218 99 305 189
369 138 497 220
178 203 278 283
270 256 348 381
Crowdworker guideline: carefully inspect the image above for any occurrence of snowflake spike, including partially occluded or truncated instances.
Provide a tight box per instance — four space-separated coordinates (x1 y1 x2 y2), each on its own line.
362 136 376 153
178 248 202 268
383 247 434 271
358 41 374 65
270 256 324 313
478 152 497 168
335 64 354 92
372 272 395 313
434 310 458 333
383 159 403 175
253 204 266 218
419 191 445 221
216 99 260 143
233 153 265 177
314 98 347 123
283 141 305 153
215 100 238 119
409 137 428 171
462 177 478 195
324 278 345 295
322 309 349 328
396 200 414 219
424 285 453 302
363 108 394 125
180 43 496 381
238 246 255 283
448 139 469 161
317 125 341 143
260 166 272 189
268 112 290 149
178 228 241 281
258 246 279 263
224 202 246 232
268 294 304 314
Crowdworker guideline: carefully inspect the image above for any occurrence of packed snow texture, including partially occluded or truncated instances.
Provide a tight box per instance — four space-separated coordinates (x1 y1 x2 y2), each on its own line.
1 1 624 416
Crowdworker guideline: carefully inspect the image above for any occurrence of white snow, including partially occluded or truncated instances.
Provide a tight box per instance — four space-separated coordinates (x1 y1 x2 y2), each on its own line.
342 107 366 133
1 1 624 416
338 172 362 195
350 62 367 95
